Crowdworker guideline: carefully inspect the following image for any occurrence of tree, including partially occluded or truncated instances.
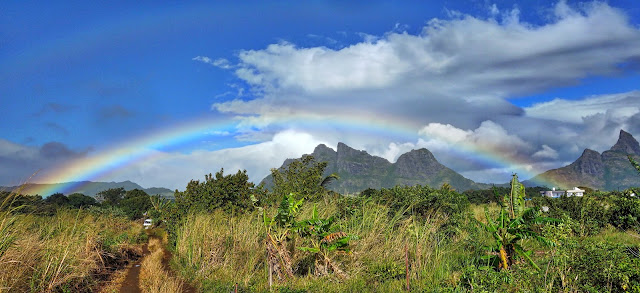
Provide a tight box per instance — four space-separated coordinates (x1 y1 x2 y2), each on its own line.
120 189 152 220
44 193 70 207
271 155 336 200
67 193 97 208
175 168 258 214
96 187 126 206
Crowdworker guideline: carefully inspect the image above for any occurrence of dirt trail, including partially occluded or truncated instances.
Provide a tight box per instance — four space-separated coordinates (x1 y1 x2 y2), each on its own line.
118 243 149 293
118 233 197 293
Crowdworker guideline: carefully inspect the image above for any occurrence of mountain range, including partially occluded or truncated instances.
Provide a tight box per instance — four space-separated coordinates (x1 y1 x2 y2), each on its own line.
261 142 494 193
525 130 640 190
5 130 640 197
1 180 174 198
264 130 640 193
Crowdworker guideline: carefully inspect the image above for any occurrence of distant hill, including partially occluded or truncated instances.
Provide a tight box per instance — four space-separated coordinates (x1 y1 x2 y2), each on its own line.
261 142 492 194
526 130 640 190
1 180 174 198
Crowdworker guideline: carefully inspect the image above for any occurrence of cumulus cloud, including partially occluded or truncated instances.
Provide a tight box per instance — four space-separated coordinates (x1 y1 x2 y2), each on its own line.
420 121 532 158
525 91 640 124
533 145 559 159
203 1 640 183
524 90 640 152
103 130 328 189
212 1 640 134
10 2 638 187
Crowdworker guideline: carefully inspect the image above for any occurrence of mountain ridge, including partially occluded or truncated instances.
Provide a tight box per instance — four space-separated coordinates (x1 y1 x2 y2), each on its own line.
262 142 492 193
1 180 174 198
526 130 640 190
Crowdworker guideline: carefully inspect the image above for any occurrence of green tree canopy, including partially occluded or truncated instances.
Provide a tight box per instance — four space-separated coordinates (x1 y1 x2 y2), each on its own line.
96 187 125 206
120 189 152 220
44 192 70 206
271 155 332 200
67 193 97 208
175 168 258 214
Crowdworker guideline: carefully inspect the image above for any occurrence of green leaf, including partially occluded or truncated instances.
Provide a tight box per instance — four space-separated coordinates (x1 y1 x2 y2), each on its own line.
297 246 320 253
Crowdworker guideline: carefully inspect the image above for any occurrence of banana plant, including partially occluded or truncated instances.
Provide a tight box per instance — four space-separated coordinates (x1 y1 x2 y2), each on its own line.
262 193 304 284
296 205 356 277
483 174 556 270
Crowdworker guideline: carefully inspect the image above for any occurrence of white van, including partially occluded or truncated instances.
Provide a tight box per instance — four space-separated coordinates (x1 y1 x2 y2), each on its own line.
143 219 153 229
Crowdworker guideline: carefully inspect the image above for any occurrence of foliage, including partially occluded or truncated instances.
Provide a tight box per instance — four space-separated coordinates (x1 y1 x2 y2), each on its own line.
95 187 126 205
175 168 260 215
533 194 610 235
482 174 555 271
271 155 335 201
568 241 640 292
66 193 97 208
610 192 640 230
362 184 469 221
44 192 70 206
629 155 640 175
119 189 152 220
296 205 355 277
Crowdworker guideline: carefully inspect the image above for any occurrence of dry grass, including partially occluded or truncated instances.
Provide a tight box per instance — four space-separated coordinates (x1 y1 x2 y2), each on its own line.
171 199 470 292
139 237 184 293
0 208 144 292
174 210 265 289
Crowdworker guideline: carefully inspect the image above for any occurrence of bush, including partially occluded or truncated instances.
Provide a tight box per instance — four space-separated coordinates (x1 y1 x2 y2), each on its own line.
610 193 640 231
534 195 610 236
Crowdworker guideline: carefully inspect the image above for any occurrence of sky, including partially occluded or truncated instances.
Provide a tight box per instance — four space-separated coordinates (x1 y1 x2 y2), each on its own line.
2 0 640 193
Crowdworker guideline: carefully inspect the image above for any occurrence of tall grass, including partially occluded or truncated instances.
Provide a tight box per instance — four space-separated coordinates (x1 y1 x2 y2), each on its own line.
171 199 475 292
0 208 145 292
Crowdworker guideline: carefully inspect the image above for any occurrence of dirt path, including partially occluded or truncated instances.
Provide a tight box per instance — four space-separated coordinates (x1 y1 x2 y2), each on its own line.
118 233 197 293
118 243 149 293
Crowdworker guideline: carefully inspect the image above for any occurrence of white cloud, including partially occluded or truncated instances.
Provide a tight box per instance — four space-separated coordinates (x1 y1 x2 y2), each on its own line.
205 1 640 183
9 2 639 187
192 56 233 69
419 121 532 157
419 123 472 144
533 145 559 159
104 130 328 189
524 91 640 123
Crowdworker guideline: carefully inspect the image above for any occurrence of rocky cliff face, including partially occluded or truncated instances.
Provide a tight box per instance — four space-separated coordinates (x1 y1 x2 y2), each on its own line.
262 142 488 194
528 130 640 190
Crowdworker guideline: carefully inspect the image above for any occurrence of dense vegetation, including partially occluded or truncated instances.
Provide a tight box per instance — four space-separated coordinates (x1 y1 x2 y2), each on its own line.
2 155 640 292
0 191 147 292
144 156 640 292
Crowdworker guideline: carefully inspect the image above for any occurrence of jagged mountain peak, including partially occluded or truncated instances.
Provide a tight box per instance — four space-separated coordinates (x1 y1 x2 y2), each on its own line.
262 142 488 193
609 129 640 155
528 130 640 190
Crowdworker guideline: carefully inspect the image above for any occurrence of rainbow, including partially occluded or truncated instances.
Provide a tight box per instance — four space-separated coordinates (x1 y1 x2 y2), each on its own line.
4 3 559 196
31 116 238 196
28 112 557 197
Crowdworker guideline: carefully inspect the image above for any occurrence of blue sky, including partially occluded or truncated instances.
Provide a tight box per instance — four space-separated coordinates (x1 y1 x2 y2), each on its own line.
2 0 640 191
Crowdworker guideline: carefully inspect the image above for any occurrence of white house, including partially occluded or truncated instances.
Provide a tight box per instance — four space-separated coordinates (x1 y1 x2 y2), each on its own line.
540 187 585 198
566 187 585 197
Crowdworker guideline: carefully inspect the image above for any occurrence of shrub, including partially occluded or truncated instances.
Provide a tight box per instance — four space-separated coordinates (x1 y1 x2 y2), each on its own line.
610 193 640 231
175 168 260 215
